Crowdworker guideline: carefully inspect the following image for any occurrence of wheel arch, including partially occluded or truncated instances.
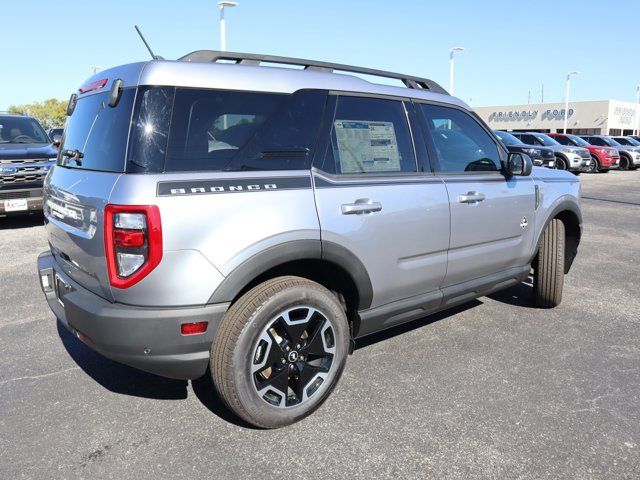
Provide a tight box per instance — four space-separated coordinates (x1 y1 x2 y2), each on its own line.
208 240 373 314
532 202 582 274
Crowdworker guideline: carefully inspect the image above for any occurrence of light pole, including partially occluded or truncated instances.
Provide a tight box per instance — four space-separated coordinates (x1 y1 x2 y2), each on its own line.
635 85 640 135
218 1 238 51
449 47 465 96
563 70 580 133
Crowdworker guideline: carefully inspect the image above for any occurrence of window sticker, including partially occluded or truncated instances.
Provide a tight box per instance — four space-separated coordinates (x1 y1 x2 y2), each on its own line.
334 120 401 173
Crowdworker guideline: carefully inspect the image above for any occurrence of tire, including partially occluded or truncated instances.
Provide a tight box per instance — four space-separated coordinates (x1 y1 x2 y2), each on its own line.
586 156 599 173
555 156 567 171
619 155 630 171
211 276 350 428
533 218 565 308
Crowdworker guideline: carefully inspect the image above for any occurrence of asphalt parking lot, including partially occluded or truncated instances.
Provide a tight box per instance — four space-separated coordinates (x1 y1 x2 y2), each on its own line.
1 171 639 479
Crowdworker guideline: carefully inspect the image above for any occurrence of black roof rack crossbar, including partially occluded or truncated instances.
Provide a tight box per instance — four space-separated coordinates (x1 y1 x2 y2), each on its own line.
178 50 448 95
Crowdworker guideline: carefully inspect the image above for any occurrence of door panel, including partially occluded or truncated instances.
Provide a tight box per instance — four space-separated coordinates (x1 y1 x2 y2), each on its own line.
314 173 450 308
442 175 535 286
415 102 536 286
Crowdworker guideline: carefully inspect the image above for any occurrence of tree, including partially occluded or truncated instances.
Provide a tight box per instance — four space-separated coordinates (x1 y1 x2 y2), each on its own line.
8 99 67 129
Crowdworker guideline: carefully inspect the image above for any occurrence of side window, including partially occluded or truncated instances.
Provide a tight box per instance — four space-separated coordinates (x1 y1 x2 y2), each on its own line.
418 104 501 173
522 134 538 145
322 96 417 174
554 136 570 146
165 89 326 172
589 137 603 146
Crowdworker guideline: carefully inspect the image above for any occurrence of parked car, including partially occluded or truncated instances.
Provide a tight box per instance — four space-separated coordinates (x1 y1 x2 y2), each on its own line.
0 113 56 215
628 135 640 143
510 132 589 173
37 51 582 428
580 135 640 171
46 127 64 145
548 133 619 173
494 130 555 168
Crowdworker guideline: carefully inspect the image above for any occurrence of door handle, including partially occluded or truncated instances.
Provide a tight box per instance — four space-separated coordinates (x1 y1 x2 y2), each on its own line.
458 191 486 204
341 199 382 215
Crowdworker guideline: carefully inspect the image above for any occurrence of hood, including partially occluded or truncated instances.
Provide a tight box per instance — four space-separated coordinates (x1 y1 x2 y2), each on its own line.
0 142 57 160
532 165 577 181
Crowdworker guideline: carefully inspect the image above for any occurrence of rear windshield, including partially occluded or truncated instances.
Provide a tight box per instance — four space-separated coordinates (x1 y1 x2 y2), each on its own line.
128 87 327 173
58 90 135 172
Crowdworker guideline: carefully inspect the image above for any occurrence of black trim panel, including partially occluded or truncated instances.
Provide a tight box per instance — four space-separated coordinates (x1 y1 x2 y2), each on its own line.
157 176 311 196
356 265 530 339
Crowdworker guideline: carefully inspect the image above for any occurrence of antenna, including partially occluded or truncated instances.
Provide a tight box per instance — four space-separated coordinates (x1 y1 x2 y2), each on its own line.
134 25 163 60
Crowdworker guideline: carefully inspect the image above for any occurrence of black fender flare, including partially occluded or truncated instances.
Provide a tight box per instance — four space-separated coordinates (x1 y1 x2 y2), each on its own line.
530 200 582 270
208 239 374 310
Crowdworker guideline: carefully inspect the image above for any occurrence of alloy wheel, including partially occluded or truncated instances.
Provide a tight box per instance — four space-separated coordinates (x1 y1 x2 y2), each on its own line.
251 306 336 408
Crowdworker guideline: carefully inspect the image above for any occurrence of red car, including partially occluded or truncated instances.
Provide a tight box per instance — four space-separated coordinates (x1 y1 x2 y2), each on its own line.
548 133 619 173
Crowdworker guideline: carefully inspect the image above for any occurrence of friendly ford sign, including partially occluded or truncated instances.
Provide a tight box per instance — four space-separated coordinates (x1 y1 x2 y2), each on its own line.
488 108 574 122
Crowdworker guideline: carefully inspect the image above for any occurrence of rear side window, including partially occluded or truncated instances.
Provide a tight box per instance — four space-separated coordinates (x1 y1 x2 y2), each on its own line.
322 96 417 174
58 90 135 172
164 89 326 172
554 136 571 146
418 104 501 173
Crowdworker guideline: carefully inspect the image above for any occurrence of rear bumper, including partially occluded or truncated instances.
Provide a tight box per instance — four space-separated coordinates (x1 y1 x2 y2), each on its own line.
0 187 43 214
37 251 229 380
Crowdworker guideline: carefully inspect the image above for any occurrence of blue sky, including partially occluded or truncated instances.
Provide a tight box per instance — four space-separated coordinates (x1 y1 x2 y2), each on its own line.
2 0 639 110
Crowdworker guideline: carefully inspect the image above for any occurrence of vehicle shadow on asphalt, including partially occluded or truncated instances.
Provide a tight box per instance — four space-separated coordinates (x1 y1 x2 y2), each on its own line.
487 277 535 308
57 321 189 400
0 212 44 230
191 372 256 429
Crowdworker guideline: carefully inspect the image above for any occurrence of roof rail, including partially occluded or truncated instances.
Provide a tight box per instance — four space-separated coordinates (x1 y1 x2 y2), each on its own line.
178 50 448 95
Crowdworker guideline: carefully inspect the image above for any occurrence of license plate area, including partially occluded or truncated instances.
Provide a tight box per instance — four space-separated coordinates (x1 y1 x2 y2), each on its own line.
4 199 28 212
55 274 67 306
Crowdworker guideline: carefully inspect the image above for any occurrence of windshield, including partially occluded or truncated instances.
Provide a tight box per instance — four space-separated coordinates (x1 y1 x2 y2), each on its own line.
601 137 621 146
566 134 590 146
532 134 560 146
616 137 640 146
494 131 521 146
0 116 50 144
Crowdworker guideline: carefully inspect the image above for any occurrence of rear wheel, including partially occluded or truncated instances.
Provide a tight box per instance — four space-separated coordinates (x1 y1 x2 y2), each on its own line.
533 218 565 308
586 156 599 173
211 276 349 428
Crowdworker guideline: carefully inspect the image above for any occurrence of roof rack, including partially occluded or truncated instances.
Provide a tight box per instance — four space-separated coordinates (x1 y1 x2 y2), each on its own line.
177 50 448 95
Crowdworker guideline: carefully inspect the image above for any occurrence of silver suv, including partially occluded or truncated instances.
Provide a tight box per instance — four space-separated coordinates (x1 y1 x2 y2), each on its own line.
37 51 582 428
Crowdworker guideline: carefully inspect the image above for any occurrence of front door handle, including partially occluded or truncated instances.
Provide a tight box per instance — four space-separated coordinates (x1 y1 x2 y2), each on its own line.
458 191 486 204
341 199 382 215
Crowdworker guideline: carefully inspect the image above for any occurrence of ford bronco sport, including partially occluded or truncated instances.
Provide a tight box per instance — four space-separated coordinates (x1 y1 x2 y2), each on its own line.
37 51 582 428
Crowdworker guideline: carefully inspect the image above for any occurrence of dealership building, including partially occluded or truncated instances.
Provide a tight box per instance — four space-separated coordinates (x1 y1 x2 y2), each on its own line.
475 100 639 136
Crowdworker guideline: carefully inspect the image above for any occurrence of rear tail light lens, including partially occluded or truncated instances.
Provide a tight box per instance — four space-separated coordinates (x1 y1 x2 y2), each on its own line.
104 205 162 289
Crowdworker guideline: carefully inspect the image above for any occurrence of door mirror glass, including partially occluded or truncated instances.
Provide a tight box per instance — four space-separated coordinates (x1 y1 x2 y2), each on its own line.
507 152 532 176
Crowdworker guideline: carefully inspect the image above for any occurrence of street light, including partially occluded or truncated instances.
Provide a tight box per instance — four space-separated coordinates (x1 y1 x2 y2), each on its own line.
635 85 640 136
218 1 238 51
449 47 465 96
563 70 580 134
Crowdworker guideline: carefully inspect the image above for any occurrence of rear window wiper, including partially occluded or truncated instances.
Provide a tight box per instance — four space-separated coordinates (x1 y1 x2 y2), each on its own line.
61 149 84 166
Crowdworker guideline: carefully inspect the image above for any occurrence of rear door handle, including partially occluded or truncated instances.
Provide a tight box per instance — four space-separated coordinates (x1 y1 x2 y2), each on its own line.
341 199 382 215
458 191 486 204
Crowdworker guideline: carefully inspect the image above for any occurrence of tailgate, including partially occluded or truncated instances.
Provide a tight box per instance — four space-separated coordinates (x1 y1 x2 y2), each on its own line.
44 166 120 301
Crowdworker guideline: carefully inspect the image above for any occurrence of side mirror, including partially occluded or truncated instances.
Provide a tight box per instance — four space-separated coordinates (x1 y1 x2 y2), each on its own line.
507 152 533 176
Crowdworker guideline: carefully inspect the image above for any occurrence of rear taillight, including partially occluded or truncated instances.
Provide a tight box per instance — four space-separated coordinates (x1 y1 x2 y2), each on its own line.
104 205 162 289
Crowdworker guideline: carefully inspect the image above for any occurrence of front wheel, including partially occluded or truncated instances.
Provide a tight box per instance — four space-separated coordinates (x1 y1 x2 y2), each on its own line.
620 155 630 171
533 218 565 308
586 156 599 173
555 156 567 171
211 276 350 428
